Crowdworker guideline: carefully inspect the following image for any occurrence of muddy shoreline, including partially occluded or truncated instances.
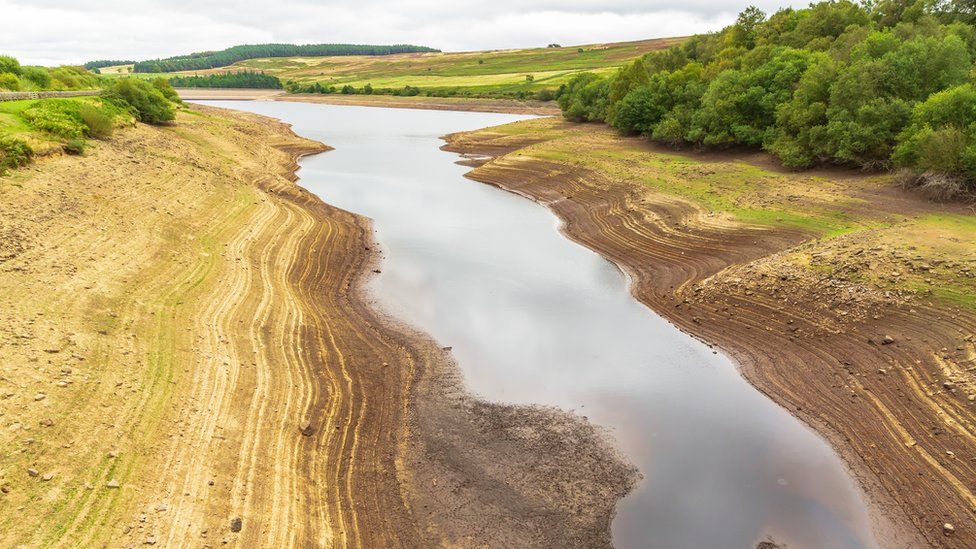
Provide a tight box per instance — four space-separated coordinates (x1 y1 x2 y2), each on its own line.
443 127 976 548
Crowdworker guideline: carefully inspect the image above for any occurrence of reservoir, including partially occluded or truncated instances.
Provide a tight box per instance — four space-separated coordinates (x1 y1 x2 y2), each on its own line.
200 100 876 549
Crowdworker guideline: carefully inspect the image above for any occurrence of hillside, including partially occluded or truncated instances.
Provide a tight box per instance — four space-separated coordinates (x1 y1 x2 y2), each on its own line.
129 38 683 99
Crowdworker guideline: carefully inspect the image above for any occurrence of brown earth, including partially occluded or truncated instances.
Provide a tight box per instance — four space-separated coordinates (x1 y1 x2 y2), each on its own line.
0 104 633 546
445 121 976 548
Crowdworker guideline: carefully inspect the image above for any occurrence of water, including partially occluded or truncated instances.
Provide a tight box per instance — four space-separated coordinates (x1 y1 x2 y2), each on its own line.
199 100 876 549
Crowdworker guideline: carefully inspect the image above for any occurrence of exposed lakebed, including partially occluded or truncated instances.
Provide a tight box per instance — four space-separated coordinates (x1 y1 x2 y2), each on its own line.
200 100 876 548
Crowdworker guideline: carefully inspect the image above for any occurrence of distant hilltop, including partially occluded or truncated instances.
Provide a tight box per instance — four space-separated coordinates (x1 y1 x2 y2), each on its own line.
86 43 440 73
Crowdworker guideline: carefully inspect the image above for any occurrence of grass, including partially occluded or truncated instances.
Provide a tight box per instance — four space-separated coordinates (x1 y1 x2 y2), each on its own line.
129 37 683 98
0 97 135 173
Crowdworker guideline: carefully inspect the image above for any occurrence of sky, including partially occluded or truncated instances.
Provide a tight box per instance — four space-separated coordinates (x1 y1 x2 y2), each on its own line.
1 0 811 66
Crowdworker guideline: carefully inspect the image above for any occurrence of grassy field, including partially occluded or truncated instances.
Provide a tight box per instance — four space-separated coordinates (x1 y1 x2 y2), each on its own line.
103 38 683 97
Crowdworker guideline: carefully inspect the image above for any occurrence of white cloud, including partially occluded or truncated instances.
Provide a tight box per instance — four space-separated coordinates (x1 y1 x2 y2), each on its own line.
0 0 810 65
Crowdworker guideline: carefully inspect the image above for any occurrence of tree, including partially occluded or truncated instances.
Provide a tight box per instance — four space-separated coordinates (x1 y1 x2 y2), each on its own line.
0 55 21 75
728 6 767 49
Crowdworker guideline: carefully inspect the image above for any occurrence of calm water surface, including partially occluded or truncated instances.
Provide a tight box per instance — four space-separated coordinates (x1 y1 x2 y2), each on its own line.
201 100 876 549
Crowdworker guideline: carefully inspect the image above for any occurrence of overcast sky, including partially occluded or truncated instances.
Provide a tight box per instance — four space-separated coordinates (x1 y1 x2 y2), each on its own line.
1 0 810 66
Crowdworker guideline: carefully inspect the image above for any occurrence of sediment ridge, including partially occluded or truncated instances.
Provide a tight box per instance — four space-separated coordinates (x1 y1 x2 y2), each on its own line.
0 103 633 547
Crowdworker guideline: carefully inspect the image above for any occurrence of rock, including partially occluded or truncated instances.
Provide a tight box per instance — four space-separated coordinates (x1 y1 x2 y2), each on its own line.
230 517 242 533
943 522 955 536
299 420 313 437
27 468 38 477
39 419 54 427
882 335 895 345
106 478 120 488
41 473 54 481
878 369 887 375
944 381 955 390
33 393 46 401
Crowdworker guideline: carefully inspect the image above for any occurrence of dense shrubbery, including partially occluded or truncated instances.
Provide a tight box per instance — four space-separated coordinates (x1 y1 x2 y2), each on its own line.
557 0 976 197
105 78 176 124
0 135 32 174
0 55 103 92
22 98 127 139
133 43 439 73
169 71 282 89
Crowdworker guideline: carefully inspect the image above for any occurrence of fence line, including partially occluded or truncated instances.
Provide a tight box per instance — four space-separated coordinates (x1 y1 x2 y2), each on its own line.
0 90 103 102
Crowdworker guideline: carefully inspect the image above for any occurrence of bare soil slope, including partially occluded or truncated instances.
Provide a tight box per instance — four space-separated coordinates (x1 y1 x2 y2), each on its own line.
0 105 634 547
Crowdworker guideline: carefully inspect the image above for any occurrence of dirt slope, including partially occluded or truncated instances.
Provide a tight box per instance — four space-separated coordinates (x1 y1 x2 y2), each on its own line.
445 119 976 548
0 105 634 547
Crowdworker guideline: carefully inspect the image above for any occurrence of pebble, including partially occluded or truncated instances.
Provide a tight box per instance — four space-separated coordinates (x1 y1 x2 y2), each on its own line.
27 468 38 477
106 478 120 488
42 473 54 481
944 522 955 536
34 393 46 401
881 335 895 345
230 517 242 533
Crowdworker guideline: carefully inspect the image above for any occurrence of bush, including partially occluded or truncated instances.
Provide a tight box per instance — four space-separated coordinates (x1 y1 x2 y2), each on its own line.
23 100 88 138
0 72 20 91
22 98 123 139
106 78 175 124
19 66 52 89
0 55 21 75
48 66 101 90
79 104 115 139
0 135 32 174
151 77 181 102
63 138 86 155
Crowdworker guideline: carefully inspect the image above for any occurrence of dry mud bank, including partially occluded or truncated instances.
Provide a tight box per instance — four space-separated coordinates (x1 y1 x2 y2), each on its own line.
445 117 976 548
0 105 631 547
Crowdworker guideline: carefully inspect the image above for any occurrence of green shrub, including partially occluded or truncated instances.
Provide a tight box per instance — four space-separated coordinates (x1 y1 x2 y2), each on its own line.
0 135 32 174
105 78 175 124
22 98 122 139
63 138 86 155
0 72 20 91
78 104 115 139
23 100 87 138
151 77 181 103
19 66 52 89
0 55 21 75
48 66 101 90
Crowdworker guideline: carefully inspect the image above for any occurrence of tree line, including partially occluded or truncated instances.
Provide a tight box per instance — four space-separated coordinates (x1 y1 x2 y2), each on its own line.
556 0 976 199
83 60 136 70
168 71 282 89
132 43 439 73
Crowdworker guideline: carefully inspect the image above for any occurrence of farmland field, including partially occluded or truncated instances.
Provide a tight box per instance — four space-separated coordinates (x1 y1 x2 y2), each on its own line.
105 38 684 96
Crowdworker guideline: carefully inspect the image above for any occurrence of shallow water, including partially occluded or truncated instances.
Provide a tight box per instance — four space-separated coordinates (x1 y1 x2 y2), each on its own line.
200 100 876 549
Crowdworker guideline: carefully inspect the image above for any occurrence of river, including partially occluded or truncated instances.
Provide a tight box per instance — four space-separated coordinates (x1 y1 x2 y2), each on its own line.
199 100 876 549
